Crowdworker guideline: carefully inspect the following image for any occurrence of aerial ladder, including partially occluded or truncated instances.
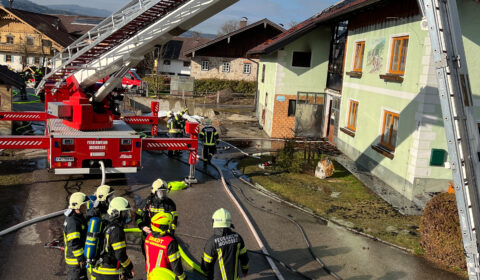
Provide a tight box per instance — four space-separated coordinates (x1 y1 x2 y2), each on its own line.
418 0 480 278
0 0 239 179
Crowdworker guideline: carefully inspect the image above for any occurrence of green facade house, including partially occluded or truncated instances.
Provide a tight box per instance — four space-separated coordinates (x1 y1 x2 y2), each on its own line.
248 0 480 212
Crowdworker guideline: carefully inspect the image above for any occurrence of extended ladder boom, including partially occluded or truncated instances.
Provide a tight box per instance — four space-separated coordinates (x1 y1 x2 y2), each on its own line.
419 0 480 278
37 0 238 101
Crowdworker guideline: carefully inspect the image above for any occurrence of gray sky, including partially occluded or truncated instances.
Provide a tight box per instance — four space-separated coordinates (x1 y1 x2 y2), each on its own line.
30 0 337 34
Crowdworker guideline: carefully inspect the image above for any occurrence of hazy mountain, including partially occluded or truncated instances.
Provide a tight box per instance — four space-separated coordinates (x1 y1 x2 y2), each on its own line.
1 0 73 14
181 30 216 39
48 4 111 17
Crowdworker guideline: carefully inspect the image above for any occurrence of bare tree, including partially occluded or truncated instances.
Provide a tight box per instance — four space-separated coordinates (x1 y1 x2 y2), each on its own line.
287 20 298 29
217 20 239 36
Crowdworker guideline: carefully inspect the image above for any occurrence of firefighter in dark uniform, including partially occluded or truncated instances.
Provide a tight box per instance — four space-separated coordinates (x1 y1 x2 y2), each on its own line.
144 212 186 279
92 197 135 280
167 111 184 156
63 192 89 280
86 185 114 220
199 119 219 165
202 208 249 280
136 179 178 255
177 107 188 133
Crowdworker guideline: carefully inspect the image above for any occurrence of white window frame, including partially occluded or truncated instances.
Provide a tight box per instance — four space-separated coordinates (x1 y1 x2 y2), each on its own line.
222 62 230 73
243 63 251 74
201 60 209 71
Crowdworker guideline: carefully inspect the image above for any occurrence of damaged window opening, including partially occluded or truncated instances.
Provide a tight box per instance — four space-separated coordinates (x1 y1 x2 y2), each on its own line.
292 51 311 68
326 21 348 92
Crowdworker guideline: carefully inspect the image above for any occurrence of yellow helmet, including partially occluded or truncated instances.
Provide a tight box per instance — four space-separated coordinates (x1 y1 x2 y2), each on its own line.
96 185 113 202
152 179 168 194
69 192 88 210
107 197 131 216
148 267 176 280
212 208 231 228
151 212 173 234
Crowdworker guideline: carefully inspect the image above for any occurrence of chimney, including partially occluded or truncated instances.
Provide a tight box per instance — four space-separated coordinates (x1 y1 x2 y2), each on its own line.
8 0 14 9
239 17 248 29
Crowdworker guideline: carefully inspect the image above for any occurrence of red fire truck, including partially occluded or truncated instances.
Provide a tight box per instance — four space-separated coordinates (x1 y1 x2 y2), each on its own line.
0 0 239 181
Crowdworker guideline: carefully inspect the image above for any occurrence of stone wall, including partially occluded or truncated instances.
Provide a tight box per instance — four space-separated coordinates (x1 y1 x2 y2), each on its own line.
191 56 258 82
0 85 11 135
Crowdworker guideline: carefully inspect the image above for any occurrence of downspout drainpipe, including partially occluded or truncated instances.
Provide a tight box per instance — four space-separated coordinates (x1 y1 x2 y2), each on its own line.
247 57 260 118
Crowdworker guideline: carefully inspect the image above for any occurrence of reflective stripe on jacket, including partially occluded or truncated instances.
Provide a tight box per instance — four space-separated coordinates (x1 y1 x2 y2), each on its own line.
145 233 185 279
199 127 219 146
63 211 87 266
201 228 249 280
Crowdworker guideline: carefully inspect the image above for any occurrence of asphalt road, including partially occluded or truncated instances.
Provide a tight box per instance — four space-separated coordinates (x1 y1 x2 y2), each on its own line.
0 144 464 280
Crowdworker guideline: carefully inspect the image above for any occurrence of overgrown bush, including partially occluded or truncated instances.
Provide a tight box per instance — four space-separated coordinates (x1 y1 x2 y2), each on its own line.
277 140 303 173
420 192 466 271
194 79 257 95
143 75 170 93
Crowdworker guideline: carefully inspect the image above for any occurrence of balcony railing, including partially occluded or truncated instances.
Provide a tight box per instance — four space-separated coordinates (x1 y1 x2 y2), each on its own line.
0 43 52 55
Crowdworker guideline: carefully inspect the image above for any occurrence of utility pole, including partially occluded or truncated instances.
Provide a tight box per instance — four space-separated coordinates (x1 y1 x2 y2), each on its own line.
418 0 480 278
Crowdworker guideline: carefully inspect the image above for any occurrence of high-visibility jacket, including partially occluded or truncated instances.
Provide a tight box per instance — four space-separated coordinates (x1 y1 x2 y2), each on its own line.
93 218 133 277
201 228 249 280
199 126 219 146
135 195 178 231
144 233 186 280
167 116 183 134
63 210 87 266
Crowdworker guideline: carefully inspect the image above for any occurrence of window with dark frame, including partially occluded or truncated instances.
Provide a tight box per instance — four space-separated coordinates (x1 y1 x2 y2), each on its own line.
222 62 230 73
353 41 365 72
292 51 312 68
26 36 34 46
288 100 296 116
35 57 40 64
163 60 171 65
201 60 209 71
261 64 266 83
183 61 190 67
243 63 251 74
380 110 399 151
347 100 359 131
5 55 11 62
6 36 13 44
389 36 409 75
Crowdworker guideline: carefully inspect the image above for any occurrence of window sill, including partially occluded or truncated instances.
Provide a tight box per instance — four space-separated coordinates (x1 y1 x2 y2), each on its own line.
346 71 363 78
379 74 404 83
340 127 355 137
371 144 395 159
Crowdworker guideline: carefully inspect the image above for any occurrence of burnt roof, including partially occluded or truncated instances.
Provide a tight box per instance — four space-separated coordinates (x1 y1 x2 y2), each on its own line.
247 0 383 55
162 36 211 61
1 7 74 48
53 14 104 39
185 18 285 58
0 65 25 88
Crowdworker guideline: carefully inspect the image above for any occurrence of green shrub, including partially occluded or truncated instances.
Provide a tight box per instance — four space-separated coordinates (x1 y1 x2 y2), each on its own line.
420 192 466 271
277 140 303 173
194 79 257 95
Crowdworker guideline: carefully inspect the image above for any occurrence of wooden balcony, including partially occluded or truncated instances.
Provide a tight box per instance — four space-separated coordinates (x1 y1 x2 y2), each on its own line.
0 43 52 55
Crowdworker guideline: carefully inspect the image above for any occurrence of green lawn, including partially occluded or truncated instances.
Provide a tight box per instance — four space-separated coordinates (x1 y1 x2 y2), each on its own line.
237 156 423 254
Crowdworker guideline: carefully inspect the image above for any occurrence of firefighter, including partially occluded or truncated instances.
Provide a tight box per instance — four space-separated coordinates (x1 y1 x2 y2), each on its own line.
202 208 249 280
167 111 183 156
34 67 43 88
92 197 135 280
144 212 186 279
86 185 114 220
176 107 188 133
63 192 89 280
135 179 178 254
199 119 219 165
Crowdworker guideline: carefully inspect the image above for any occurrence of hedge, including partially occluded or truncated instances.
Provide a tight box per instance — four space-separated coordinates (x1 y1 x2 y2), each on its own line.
194 79 257 95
